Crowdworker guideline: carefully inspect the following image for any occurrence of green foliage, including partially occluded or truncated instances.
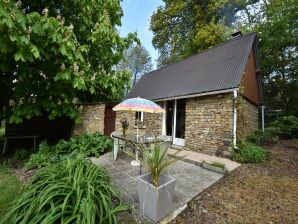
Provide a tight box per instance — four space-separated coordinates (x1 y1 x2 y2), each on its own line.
246 128 279 145
245 131 262 145
258 0 298 116
1 158 128 224
13 148 31 160
0 128 4 140
132 142 183 187
150 0 240 67
262 127 279 143
233 141 266 163
0 0 136 123
26 132 112 168
116 44 153 86
0 165 23 216
272 116 298 139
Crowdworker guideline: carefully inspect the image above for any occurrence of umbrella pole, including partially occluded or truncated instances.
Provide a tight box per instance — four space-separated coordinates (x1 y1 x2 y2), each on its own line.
137 124 139 140
136 121 139 161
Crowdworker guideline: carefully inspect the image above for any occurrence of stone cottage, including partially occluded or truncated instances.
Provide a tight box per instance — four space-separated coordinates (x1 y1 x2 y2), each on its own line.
120 32 264 156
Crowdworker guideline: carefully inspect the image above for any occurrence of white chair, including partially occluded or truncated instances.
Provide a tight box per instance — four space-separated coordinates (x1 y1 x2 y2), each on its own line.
110 131 125 160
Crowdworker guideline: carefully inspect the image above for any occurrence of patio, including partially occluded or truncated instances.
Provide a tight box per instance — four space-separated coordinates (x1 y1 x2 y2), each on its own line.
91 151 224 223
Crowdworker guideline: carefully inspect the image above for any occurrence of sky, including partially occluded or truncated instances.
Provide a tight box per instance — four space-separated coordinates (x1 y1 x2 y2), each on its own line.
119 0 163 68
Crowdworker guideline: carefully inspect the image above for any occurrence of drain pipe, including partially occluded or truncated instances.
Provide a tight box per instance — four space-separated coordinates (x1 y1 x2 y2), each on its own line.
233 89 238 147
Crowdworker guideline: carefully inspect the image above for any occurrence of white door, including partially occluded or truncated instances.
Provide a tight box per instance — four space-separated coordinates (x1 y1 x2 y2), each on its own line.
164 99 186 146
173 99 186 146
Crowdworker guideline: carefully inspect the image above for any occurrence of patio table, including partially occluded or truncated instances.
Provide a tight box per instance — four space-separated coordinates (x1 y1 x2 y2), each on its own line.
111 133 164 174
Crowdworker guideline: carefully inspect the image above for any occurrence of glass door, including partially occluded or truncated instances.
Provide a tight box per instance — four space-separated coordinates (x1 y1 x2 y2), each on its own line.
164 99 186 146
166 101 174 137
173 99 186 146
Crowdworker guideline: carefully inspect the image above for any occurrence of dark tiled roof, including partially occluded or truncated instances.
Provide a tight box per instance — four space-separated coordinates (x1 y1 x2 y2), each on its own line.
125 33 257 100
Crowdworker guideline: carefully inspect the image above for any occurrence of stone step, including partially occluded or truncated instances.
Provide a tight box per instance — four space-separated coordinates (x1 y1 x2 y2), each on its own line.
169 148 240 172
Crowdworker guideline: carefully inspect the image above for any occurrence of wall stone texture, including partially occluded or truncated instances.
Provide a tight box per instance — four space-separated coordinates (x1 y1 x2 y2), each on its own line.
115 111 162 137
237 97 259 140
72 94 259 157
72 103 105 136
184 93 234 156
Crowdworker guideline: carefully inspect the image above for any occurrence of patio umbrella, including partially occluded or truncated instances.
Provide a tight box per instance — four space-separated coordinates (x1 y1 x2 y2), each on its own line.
113 97 165 138
112 97 165 166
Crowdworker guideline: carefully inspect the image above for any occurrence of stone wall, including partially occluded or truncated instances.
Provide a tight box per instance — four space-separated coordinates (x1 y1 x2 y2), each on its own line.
72 103 105 135
184 93 234 156
115 111 162 136
237 97 259 139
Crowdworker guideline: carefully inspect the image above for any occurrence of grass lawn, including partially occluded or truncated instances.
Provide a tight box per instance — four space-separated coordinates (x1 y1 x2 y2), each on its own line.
171 139 298 224
0 165 23 215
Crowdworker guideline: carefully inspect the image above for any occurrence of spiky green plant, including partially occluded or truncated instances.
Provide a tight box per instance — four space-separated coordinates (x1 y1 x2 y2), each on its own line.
1 157 128 224
132 142 184 187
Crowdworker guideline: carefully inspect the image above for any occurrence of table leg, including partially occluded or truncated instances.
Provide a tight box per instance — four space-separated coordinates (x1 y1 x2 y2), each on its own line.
2 139 7 155
113 139 118 160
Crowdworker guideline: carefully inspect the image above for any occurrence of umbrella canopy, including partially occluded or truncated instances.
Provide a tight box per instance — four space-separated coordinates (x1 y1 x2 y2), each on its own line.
112 97 165 113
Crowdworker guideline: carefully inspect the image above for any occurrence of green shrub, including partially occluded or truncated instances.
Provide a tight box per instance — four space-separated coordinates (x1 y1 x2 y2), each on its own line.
272 116 298 139
1 158 127 224
13 148 31 160
25 141 60 169
26 132 112 168
246 127 279 145
233 141 266 163
0 128 4 141
262 127 279 143
58 132 113 156
245 131 262 145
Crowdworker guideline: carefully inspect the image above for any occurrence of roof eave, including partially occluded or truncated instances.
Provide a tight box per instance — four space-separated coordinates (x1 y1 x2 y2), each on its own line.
153 88 239 102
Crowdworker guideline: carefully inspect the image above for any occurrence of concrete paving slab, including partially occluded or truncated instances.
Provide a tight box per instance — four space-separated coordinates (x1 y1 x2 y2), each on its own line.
91 152 224 223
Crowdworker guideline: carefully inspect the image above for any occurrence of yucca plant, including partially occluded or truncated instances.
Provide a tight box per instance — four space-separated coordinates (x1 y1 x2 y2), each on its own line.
131 141 184 187
1 157 128 224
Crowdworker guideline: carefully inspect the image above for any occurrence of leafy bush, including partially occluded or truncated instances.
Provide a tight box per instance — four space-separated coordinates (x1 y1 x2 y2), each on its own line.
233 141 266 163
13 148 31 160
0 128 4 141
245 131 262 145
58 132 113 156
272 116 298 139
26 132 112 169
246 128 279 145
1 158 127 224
262 127 279 143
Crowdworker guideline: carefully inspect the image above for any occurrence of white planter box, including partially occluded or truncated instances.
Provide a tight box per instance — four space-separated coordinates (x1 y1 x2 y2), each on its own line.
136 173 176 222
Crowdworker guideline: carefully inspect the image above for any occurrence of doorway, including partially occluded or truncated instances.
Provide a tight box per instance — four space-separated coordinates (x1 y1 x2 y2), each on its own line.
104 105 116 136
165 99 186 146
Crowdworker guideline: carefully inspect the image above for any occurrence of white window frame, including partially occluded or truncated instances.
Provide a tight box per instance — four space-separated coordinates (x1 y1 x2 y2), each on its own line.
135 111 144 123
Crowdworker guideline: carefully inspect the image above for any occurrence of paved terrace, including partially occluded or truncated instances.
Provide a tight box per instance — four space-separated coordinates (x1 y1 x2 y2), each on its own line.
91 151 230 223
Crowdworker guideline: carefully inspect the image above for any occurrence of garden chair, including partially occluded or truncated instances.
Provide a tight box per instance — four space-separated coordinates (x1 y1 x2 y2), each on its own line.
110 131 125 160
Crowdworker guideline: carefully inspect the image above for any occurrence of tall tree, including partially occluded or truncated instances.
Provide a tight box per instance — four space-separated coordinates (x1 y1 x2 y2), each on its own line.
150 0 239 67
235 0 298 116
117 44 153 86
258 0 298 116
0 0 136 123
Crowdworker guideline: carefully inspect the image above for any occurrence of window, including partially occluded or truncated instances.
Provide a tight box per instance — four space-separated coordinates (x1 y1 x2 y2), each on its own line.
135 111 144 125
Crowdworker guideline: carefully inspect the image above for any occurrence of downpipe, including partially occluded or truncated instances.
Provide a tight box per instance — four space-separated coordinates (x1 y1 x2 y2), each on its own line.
233 89 238 149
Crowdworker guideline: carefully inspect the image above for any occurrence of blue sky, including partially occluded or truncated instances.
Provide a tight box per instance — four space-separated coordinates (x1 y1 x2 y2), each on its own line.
119 0 163 68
